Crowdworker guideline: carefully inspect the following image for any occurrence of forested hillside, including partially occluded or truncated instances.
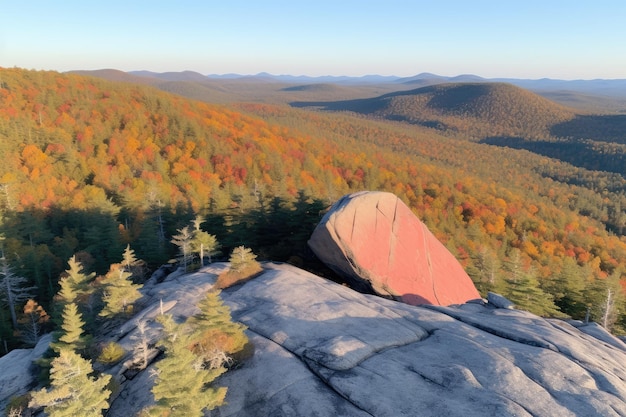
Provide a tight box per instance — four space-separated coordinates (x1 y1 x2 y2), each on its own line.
1 67 626 353
292 82 626 179
292 83 576 137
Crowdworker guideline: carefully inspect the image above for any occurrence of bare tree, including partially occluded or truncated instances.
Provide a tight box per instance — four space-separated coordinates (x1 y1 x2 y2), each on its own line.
131 320 152 370
0 254 36 330
19 299 49 346
601 287 616 329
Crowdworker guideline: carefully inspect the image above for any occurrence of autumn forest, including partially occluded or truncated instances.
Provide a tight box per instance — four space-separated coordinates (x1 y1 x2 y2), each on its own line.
2 67 626 353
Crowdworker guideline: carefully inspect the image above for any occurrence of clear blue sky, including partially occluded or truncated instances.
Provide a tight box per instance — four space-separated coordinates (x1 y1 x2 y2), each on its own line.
2 0 625 80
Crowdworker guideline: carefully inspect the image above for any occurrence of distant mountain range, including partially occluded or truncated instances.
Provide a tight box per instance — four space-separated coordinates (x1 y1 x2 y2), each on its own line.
120 70 626 98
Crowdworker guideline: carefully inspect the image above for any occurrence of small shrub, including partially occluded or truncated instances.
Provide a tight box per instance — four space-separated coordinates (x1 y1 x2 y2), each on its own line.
215 265 262 289
216 246 262 289
97 341 126 365
6 393 30 417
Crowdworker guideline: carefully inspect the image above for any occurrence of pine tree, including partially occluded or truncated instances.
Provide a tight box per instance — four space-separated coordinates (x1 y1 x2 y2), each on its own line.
544 256 587 319
121 244 147 281
187 290 248 368
53 256 99 329
171 226 193 271
29 348 112 417
587 267 625 332
467 245 501 296
190 216 220 265
147 314 227 417
56 276 78 309
52 302 90 354
0 254 36 330
99 263 143 318
229 246 259 273
501 249 562 317
122 244 138 271
216 246 262 289
56 256 96 306
134 206 168 268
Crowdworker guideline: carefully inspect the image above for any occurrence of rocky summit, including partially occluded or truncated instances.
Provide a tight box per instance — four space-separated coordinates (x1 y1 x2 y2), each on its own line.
308 191 481 306
216 263 626 417
3 263 626 416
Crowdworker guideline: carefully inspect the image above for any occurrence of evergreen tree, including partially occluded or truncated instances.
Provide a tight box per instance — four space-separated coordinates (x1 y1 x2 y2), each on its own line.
120 244 147 281
216 246 262 288
501 249 562 317
229 246 259 273
187 290 248 368
122 244 138 272
587 267 625 332
134 207 168 268
52 302 90 354
29 348 111 417
56 255 96 306
171 226 194 271
467 245 501 296
52 256 97 331
147 314 227 417
544 256 587 319
56 276 78 311
190 216 220 265
99 263 142 318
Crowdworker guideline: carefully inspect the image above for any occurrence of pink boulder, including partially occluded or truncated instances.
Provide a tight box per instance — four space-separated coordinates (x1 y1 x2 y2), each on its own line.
308 191 481 306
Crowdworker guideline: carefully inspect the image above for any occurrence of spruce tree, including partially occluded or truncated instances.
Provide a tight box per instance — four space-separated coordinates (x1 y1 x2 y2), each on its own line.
99 263 142 318
122 244 138 271
121 244 147 281
187 290 248 368
147 314 227 417
502 249 562 317
56 276 78 309
190 216 220 265
467 246 501 296
587 267 625 332
229 246 259 273
52 302 90 354
544 256 587 319
171 226 193 271
29 348 111 417
55 256 96 314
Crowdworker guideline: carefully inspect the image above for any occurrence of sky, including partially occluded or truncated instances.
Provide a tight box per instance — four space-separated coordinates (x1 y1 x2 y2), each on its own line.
1 0 625 80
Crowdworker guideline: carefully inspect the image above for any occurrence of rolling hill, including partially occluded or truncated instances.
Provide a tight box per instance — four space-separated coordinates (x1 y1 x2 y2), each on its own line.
73 69 626 112
293 82 577 139
290 82 626 178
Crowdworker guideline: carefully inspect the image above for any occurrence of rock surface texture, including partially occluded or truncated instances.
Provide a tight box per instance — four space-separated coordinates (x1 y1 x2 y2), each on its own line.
308 191 481 305
4 264 626 416
0 333 51 412
218 264 626 417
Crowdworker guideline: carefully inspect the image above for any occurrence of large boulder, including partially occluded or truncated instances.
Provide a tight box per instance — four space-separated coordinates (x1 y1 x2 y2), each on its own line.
308 191 481 306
